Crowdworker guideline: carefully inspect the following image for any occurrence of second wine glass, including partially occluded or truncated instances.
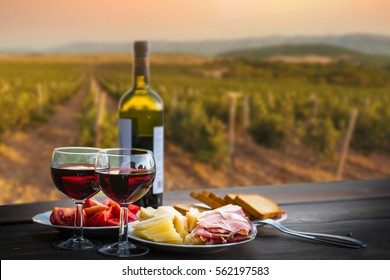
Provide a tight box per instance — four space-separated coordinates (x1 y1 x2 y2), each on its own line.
95 148 156 257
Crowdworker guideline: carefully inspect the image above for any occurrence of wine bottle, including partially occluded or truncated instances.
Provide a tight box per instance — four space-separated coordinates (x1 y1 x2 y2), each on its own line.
118 41 164 208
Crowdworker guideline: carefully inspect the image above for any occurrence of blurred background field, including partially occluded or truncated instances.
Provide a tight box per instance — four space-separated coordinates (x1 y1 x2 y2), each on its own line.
1 45 390 204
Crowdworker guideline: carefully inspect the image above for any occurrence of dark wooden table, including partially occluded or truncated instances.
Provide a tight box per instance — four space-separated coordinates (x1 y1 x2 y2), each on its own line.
1 178 389 260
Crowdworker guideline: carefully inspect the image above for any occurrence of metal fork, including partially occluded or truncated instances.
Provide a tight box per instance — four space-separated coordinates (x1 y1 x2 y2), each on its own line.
253 218 367 248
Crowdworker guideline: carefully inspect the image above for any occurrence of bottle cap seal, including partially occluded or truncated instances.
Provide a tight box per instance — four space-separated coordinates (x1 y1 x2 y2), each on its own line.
134 41 149 57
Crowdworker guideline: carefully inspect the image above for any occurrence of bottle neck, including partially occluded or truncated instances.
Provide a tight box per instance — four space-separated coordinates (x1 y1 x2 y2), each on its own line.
133 56 150 88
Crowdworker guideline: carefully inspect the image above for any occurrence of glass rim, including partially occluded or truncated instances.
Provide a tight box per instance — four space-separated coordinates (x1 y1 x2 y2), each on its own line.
99 148 154 156
53 146 101 155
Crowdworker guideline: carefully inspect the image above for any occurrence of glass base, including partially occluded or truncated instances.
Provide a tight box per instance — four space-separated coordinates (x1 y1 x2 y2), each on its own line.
53 236 97 250
97 242 149 258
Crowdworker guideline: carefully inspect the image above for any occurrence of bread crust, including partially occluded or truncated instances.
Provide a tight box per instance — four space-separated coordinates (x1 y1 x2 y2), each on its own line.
234 194 281 219
190 191 224 209
190 191 282 220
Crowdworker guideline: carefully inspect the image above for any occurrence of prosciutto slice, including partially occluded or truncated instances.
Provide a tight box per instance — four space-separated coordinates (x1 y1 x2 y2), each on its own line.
191 204 252 244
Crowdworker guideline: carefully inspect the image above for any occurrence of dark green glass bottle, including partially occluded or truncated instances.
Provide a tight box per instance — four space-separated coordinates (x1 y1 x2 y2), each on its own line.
118 41 164 208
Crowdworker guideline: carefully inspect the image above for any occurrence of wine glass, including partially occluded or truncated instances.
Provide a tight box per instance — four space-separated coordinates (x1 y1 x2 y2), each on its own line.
51 147 101 250
95 148 156 257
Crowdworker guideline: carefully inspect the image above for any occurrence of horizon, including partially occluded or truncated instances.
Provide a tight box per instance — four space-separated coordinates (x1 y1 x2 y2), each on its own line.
1 33 390 55
8 31 390 48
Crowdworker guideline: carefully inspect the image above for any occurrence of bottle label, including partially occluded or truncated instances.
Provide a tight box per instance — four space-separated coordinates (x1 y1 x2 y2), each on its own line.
119 118 163 195
153 126 164 194
119 119 132 149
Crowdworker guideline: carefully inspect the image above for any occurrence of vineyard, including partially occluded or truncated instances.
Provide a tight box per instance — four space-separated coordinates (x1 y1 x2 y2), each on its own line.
96 59 390 162
0 53 390 204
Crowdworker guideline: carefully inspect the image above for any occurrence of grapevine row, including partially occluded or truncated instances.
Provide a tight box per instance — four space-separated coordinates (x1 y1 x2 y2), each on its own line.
0 62 84 139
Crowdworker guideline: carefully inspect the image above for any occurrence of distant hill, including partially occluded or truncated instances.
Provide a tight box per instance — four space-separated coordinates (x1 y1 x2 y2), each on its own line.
219 44 390 66
220 44 361 58
1 34 390 56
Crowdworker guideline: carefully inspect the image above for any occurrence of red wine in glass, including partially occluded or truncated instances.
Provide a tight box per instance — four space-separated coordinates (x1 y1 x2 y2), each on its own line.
51 164 100 201
96 168 155 205
95 148 156 257
50 147 100 250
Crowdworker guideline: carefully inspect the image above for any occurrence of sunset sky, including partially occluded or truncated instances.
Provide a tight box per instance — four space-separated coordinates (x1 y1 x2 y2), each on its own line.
1 0 389 49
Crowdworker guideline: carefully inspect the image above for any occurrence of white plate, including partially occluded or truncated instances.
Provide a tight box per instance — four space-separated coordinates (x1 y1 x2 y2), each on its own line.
127 213 287 254
128 223 258 254
32 211 118 237
33 210 287 246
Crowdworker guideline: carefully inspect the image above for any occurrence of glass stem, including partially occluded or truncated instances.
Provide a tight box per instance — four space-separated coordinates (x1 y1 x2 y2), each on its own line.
74 202 84 240
119 206 129 244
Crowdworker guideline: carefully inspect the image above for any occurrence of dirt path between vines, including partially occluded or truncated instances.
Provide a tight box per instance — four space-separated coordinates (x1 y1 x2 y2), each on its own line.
0 79 90 204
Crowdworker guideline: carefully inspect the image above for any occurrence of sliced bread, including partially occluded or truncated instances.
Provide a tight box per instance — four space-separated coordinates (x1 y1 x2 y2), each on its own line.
190 191 224 209
233 194 281 219
224 193 255 219
207 192 228 206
